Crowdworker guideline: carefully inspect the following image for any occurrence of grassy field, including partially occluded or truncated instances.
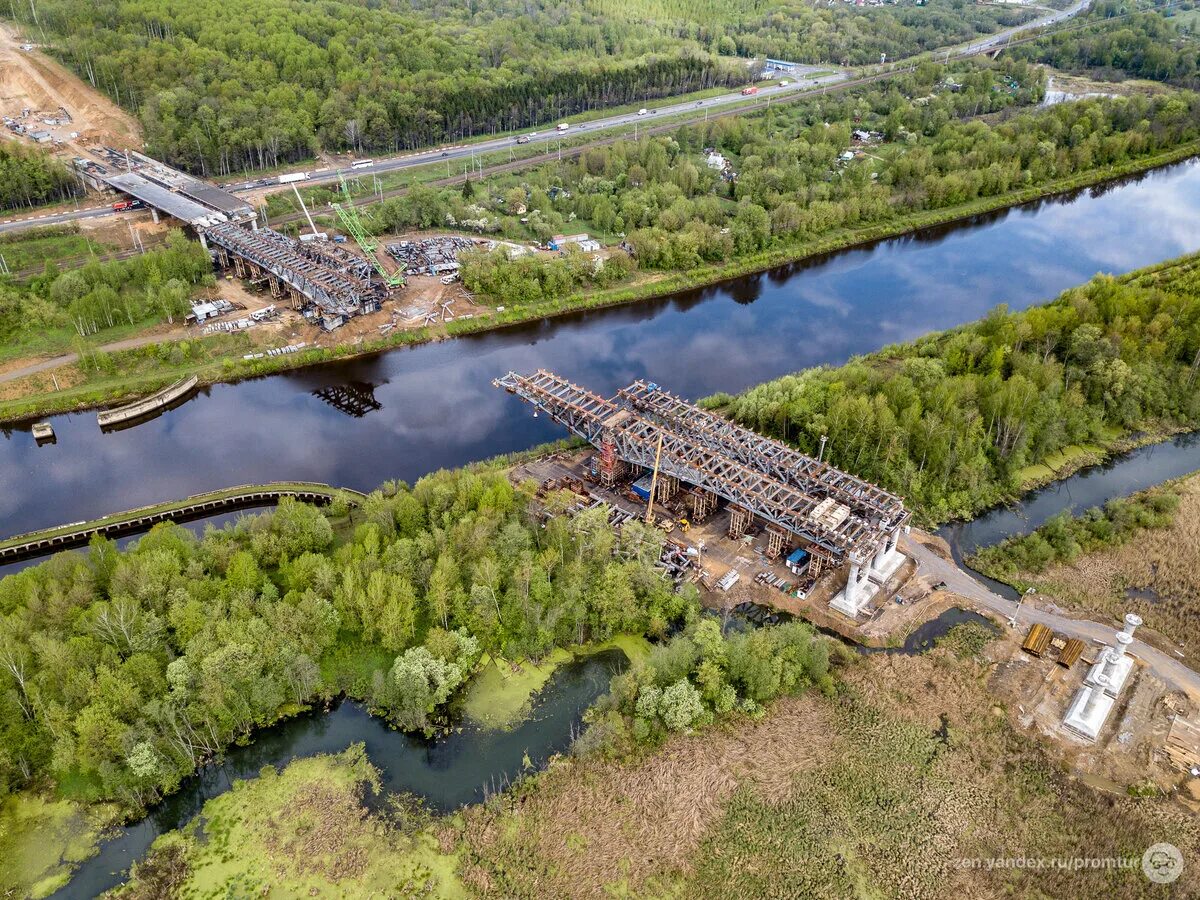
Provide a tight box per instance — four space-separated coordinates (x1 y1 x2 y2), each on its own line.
457 646 1200 898
0 225 111 275
115 746 465 899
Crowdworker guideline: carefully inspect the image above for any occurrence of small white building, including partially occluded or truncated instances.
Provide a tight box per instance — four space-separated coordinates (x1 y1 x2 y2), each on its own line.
706 152 727 170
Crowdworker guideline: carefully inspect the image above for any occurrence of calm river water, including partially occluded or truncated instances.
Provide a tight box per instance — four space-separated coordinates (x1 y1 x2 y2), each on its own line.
52 650 626 899
5 160 1200 538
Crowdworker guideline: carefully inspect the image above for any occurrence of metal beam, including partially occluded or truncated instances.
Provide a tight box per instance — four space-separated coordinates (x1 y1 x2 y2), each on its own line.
494 370 904 558
617 379 909 531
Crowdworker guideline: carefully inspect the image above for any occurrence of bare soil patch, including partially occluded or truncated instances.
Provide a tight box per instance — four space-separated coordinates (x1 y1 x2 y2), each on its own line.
0 23 142 155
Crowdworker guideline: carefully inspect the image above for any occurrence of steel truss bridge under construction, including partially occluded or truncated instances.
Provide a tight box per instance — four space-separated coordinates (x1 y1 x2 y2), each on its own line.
494 370 910 565
203 223 384 327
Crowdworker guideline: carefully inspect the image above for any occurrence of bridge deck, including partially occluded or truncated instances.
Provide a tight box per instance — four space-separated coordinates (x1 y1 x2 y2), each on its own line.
104 172 222 225
495 369 905 558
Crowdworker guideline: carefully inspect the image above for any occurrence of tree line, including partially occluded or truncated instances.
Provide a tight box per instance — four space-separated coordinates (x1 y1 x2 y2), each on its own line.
0 233 213 347
8 0 1033 174
375 56 1200 311
709 259 1200 523
0 466 699 810
0 143 80 212
1014 4 1200 89
579 617 836 754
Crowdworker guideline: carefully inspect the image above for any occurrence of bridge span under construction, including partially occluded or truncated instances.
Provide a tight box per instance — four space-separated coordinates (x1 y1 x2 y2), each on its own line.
495 369 911 617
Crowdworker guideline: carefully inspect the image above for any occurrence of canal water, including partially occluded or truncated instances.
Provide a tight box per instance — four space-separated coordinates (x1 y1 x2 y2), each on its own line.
51 649 626 899
6 159 1200 538
939 431 1200 560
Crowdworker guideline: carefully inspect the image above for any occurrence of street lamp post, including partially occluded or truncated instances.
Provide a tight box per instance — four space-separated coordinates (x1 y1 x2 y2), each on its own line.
1009 586 1035 629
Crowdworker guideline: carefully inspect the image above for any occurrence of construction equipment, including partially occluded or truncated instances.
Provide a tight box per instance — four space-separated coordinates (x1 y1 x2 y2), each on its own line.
292 184 321 239
332 175 405 289
645 432 664 525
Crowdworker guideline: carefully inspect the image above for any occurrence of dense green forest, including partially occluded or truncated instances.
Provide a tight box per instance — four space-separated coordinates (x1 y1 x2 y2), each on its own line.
1015 3 1200 88
579 618 834 754
0 143 80 212
381 56 1200 306
4 0 1031 173
705 260 1200 522
0 233 212 348
0 466 700 809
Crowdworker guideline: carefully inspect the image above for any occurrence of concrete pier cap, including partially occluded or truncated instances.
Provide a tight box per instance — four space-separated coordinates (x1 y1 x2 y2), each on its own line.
1123 613 1143 636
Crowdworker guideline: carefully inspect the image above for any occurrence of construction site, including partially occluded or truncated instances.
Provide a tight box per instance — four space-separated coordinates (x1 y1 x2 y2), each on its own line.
973 611 1200 803
496 370 914 622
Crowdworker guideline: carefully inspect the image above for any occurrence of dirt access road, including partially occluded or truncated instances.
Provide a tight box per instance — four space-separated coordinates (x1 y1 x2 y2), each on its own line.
905 534 1200 701
0 21 141 154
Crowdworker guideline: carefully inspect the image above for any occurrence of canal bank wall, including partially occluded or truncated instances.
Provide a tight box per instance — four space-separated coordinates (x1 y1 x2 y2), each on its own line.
0 482 366 563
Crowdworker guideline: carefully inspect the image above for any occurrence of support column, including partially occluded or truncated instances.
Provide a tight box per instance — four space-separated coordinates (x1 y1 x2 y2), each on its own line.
844 558 861 608
728 506 750 540
150 207 159 224
766 527 786 560
1102 632 1134 681
1083 675 1110 716
198 231 209 251
1122 613 1143 638
657 474 679 503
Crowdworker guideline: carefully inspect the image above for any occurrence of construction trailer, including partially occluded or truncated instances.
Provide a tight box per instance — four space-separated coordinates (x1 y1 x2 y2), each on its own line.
494 370 911 617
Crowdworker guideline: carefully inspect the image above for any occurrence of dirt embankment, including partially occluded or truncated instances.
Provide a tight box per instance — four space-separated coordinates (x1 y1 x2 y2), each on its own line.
0 22 142 154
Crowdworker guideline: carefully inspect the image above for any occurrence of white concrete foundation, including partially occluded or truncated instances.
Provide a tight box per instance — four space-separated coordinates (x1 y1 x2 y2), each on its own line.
871 548 905 582
830 588 867 618
830 551 907 618
1063 685 1116 741
1086 650 1134 696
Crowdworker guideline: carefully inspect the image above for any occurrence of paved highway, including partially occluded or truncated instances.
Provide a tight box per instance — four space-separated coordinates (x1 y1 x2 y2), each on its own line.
0 0 1096 237
0 204 116 235
229 65 849 194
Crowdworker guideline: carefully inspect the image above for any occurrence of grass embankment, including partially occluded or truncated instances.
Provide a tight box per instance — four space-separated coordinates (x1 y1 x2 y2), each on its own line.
463 634 652 730
4 138 1198 427
455 644 1199 896
115 746 465 899
0 225 111 277
971 472 1200 665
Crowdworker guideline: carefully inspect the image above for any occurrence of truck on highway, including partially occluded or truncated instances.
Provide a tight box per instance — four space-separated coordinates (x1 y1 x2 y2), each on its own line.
741 86 759 96
277 172 308 184
556 123 570 132
638 108 648 116
515 135 530 144
111 199 145 212
350 159 373 169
